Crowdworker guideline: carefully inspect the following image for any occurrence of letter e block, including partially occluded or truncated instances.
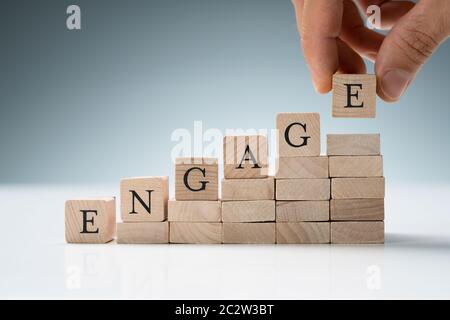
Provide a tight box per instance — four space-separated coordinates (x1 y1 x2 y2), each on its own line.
175 158 218 200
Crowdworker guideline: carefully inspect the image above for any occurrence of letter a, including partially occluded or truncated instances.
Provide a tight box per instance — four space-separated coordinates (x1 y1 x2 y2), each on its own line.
66 5 81 30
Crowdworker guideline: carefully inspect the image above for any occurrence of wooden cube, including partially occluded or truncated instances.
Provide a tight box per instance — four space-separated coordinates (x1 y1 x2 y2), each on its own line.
168 200 221 222
330 199 384 221
223 135 268 179
276 179 330 201
175 158 218 201
332 74 376 118
222 223 276 244
276 201 329 222
327 134 380 156
329 156 383 177
277 222 330 244
276 156 329 179
331 221 384 244
65 197 116 243
331 178 385 199
222 200 275 222
117 222 169 244
169 222 222 244
221 177 274 201
120 176 168 222
276 113 320 157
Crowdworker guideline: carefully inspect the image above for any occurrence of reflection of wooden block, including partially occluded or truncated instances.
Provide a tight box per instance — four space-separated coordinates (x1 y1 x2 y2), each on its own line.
223 223 275 244
276 113 320 157
224 135 268 179
117 222 169 244
277 222 330 244
331 221 384 244
332 74 376 118
222 200 275 222
175 158 218 201
276 179 330 201
170 222 222 244
65 198 116 243
168 200 221 222
276 156 329 179
276 201 329 222
329 156 383 177
120 176 168 222
331 199 384 221
332 178 385 199
221 177 274 201
327 134 380 156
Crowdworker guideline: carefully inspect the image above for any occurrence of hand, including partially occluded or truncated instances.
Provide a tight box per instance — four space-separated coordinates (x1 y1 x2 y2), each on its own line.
292 0 450 102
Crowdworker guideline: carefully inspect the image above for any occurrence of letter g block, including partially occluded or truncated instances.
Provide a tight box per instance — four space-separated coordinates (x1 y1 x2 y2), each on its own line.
175 158 218 200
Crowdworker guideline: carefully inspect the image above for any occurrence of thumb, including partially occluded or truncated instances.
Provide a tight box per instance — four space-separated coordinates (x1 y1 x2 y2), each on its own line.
375 0 450 102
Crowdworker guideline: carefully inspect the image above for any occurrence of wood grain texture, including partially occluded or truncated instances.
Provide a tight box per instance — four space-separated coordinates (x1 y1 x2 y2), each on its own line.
222 223 276 244
276 179 330 201
222 200 275 222
175 158 218 201
117 222 169 244
275 156 329 179
276 222 330 244
329 156 383 177
276 201 330 222
332 74 376 118
65 198 116 243
327 134 380 156
168 200 221 222
169 222 222 244
221 177 274 201
331 178 385 199
276 113 320 157
331 221 384 244
330 199 384 221
120 176 168 222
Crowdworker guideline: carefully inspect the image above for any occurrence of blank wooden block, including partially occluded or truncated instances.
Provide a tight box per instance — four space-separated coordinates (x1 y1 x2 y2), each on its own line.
223 135 268 179
276 201 329 222
332 74 376 118
330 199 384 221
331 221 384 244
175 158 218 201
222 200 275 222
117 222 169 244
327 134 380 156
277 222 330 244
332 178 385 199
65 197 116 244
276 113 320 157
120 176 168 222
329 156 383 177
170 222 222 244
276 179 330 201
276 156 329 179
223 223 276 244
168 200 221 222
221 177 274 201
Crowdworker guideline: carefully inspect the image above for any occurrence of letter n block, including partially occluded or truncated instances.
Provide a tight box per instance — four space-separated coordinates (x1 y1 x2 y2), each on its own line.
175 158 218 200
332 74 376 118
65 197 116 243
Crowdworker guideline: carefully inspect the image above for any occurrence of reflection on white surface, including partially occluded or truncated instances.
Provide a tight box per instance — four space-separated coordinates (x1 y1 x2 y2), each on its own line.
1 184 450 299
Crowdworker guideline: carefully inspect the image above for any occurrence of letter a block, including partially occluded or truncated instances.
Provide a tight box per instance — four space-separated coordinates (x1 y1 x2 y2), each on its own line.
175 158 218 200
65 197 116 243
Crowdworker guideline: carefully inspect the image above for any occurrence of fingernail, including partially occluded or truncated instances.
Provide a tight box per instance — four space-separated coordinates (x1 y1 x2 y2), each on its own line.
380 69 413 100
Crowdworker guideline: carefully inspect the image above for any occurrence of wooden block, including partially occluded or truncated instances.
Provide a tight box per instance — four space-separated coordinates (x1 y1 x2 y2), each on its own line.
221 177 274 201
175 158 218 201
65 197 116 243
222 223 276 244
168 200 221 222
331 221 384 244
332 74 376 118
276 201 329 222
169 222 222 244
330 199 384 221
276 156 329 179
277 222 330 244
117 222 169 244
276 179 330 201
276 113 320 157
327 134 380 156
222 200 275 222
329 156 383 177
224 135 268 179
332 178 385 199
120 176 168 222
